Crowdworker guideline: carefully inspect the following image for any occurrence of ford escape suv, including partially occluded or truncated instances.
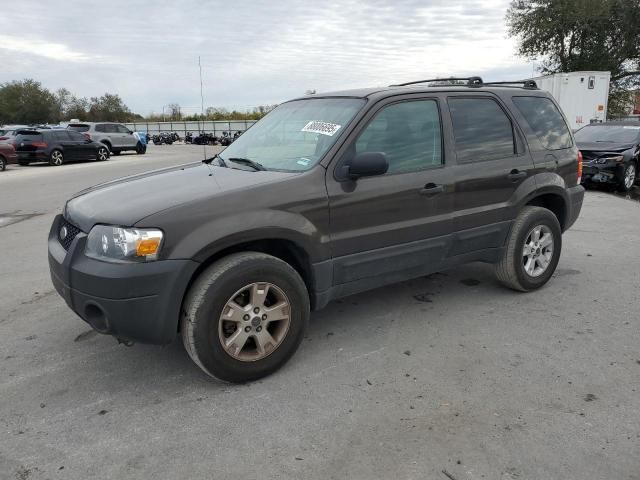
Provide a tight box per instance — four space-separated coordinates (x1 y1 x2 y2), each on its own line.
67 122 145 155
48 77 584 382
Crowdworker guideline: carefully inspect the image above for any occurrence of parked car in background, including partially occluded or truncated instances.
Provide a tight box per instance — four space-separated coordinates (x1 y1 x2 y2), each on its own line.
67 122 146 155
575 122 640 191
0 143 17 171
49 77 584 382
0 125 31 145
15 129 110 166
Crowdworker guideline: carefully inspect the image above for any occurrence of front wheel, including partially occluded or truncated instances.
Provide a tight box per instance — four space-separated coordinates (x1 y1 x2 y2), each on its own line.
135 142 146 154
618 162 636 192
495 206 562 292
181 252 310 383
0 157 5 171
49 149 64 166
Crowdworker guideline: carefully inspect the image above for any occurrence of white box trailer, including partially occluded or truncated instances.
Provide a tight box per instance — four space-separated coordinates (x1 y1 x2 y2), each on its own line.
532 71 611 130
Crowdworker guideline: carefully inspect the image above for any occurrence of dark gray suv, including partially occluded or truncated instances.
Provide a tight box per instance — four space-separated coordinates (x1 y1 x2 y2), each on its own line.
48 77 584 382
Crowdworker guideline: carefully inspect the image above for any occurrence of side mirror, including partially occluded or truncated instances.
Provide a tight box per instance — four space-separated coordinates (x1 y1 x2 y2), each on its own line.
347 152 388 179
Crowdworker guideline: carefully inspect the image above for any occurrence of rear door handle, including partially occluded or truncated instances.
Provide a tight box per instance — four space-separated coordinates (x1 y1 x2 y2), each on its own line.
507 169 527 181
419 183 444 196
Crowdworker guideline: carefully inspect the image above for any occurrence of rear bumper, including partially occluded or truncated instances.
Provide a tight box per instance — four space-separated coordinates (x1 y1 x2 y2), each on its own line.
17 151 47 162
48 215 199 344
565 185 585 231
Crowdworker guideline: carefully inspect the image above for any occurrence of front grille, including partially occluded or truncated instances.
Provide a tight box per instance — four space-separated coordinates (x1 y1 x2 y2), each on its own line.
58 218 81 250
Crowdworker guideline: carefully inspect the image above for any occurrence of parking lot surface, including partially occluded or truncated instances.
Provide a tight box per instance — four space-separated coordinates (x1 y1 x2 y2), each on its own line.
1 145 639 480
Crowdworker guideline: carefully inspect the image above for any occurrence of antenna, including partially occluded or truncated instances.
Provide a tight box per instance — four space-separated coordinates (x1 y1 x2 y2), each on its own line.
198 56 207 160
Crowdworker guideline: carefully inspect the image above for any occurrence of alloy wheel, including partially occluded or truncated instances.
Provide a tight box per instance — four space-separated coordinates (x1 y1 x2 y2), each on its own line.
98 148 108 161
522 224 554 277
218 282 291 362
51 151 63 166
625 164 636 190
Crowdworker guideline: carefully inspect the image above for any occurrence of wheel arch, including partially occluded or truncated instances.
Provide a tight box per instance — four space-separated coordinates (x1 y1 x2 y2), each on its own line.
523 190 568 231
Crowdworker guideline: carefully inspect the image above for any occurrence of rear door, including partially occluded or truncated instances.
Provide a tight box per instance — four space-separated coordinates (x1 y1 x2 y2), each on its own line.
67 130 94 160
444 94 535 252
51 131 78 160
326 95 455 289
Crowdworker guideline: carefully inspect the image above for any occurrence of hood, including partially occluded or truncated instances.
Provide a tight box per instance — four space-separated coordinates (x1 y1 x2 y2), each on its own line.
65 162 298 232
577 141 636 153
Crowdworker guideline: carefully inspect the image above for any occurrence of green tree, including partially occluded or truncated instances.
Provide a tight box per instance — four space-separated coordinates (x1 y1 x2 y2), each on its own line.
506 0 640 116
0 79 58 124
87 93 132 122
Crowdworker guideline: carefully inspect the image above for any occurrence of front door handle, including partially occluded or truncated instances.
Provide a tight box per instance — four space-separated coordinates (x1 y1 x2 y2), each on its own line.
419 183 444 196
507 169 527 181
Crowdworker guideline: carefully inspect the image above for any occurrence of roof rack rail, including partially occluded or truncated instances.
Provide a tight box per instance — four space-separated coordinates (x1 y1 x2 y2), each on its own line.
483 80 538 89
390 76 483 87
389 77 539 90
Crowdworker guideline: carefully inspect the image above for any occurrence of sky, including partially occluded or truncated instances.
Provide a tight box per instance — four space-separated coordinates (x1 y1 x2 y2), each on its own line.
0 0 534 116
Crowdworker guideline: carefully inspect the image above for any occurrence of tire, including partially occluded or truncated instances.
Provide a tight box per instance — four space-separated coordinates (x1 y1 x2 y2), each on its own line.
135 142 146 154
495 206 562 292
618 162 636 192
181 252 310 383
0 156 5 171
49 149 64 166
97 146 109 161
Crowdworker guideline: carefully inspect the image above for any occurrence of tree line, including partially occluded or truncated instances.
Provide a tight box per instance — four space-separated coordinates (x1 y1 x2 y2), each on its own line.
0 79 277 125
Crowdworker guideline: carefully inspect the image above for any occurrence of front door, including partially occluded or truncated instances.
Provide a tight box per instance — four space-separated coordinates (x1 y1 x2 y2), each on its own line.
326 96 455 288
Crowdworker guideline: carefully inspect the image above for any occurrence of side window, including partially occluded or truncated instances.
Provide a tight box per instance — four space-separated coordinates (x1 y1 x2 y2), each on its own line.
355 100 442 173
95 124 106 133
68 131 86 141
116 124 130 134
512 96 573 150
448 97 515 162
54 131 71 141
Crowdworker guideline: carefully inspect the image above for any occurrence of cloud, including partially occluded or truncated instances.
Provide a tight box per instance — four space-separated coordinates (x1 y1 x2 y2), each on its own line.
0 35 94 62
0 0 530 115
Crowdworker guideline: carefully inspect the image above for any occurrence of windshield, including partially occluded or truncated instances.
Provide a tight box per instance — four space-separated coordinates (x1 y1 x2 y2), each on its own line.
219 98 365 171
574 125 640 143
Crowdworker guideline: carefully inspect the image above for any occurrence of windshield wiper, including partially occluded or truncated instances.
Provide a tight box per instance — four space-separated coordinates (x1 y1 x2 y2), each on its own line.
227 157 267 171
202 154 228 167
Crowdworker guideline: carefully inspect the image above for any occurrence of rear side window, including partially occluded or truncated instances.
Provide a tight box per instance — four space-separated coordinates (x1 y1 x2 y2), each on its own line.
355 99 443 173
94 124 106 132
448 97 515 162
512 96 573 150
68 124 90 132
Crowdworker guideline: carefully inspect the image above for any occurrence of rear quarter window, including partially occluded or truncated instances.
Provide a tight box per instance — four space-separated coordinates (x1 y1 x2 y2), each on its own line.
512 96 573 150
68 124 90 132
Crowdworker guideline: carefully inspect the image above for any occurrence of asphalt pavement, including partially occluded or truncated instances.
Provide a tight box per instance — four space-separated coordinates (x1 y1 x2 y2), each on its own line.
1 145 639 480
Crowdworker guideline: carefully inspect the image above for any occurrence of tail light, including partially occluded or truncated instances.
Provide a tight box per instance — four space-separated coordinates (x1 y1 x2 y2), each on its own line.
31 141 48 148
577 150 583 184
0 136 8 141
83 133 91 140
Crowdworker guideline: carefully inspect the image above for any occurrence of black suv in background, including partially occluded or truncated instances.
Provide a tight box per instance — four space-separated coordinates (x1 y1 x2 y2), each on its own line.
575 122 640 191
15 130 110 166
49 77 584 382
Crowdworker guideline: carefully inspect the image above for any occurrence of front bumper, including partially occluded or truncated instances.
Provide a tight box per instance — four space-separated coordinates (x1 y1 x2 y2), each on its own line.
581 162 624 185
48 215 199 344
565 185 585 231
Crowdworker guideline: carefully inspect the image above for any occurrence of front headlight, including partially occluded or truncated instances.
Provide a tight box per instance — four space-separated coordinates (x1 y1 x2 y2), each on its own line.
596 155 624 164
85 225 163 262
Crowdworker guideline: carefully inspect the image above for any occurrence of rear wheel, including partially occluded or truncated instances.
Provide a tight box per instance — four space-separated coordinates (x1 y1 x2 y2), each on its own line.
495 206 562 292
0 156 5 171
49 149 64 166
181 252 310 383
97 146 109 161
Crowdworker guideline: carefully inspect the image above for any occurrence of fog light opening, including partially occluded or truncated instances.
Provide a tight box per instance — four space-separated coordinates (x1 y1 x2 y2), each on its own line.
84 303 108 333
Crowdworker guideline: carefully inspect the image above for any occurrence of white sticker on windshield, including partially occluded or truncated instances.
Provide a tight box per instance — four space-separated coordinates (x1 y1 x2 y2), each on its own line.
301 121 341 136
623 126 640 129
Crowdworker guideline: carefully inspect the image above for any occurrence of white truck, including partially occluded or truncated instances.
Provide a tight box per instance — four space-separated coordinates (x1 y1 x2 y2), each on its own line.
533 71 611 130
